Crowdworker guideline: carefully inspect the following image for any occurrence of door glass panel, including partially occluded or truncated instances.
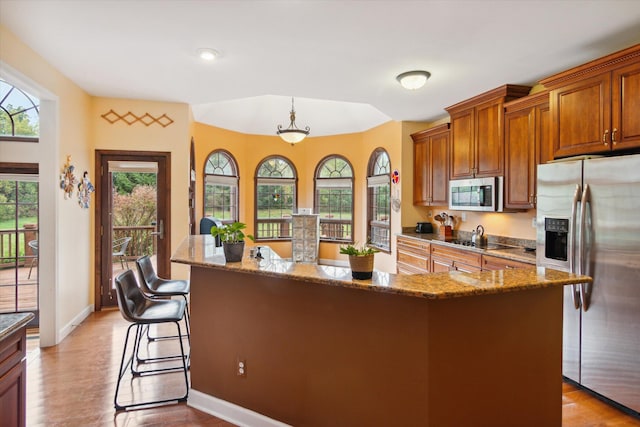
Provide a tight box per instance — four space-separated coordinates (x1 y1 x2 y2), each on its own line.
0 175 39 326
109 163 158 287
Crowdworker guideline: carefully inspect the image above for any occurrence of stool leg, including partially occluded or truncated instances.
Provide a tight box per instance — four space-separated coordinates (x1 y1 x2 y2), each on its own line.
146 297 190 342
114 323 137 410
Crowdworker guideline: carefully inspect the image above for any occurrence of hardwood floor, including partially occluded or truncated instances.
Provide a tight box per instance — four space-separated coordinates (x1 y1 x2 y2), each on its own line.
26 310 640 426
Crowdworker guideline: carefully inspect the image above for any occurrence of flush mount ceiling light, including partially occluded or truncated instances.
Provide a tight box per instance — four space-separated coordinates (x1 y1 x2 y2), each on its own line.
197 48 219 61
276 97 310 145
396 70 431 90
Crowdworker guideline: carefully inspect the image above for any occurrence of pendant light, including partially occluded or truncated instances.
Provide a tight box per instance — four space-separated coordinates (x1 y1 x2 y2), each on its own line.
276 97 310 144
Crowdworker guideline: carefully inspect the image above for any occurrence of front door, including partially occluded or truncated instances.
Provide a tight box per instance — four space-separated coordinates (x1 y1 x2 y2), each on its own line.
95 150 171 310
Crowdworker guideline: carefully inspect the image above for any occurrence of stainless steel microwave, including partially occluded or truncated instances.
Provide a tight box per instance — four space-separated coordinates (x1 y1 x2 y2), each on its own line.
449 176 504 212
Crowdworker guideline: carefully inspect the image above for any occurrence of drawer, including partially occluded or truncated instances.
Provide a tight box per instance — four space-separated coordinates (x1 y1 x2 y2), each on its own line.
430 244 482 267
397 237 430 256
482 254 533 271
398 251 429 271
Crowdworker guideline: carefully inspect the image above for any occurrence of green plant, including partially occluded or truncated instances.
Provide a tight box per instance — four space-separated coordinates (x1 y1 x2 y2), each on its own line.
211 221 254 244
339 243 379 256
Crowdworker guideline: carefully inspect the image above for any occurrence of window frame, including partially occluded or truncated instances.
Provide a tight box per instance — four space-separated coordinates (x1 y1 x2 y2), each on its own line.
366 148 391 253
313 155 354 243
202 149 239 224
254 155 298 241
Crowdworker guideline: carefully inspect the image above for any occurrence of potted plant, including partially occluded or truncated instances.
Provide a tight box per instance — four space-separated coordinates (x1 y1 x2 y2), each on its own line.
210 222 253 262
340 243 379 279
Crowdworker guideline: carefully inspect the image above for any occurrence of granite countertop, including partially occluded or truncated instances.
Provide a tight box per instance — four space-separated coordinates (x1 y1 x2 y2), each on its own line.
172 235 590 300
0 312 35 341
398 232 537 264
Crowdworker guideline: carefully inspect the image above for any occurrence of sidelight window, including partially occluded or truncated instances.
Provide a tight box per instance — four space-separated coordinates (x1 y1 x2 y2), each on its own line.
367 148 391 252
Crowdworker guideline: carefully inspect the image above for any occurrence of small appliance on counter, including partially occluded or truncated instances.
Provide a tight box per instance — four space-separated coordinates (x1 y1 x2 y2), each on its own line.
415 222 433 233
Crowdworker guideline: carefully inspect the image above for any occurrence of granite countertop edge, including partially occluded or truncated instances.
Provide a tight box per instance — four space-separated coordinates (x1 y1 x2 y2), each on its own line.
173 236 590 300
0 312 35 341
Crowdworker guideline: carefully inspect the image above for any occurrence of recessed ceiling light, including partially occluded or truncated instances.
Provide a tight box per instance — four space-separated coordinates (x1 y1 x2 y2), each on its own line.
396 70 431 90
198 48 219 61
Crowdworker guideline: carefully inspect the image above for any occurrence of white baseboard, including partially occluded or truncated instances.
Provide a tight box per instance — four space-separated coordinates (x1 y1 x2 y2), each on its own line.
188 389 290 427
57 305 93 343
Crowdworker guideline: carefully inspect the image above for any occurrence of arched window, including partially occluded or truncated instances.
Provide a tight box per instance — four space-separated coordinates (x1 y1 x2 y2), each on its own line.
203 150 239 224
0 79 40 142
367 148 391 252
254 156 297 240
314 155 353 242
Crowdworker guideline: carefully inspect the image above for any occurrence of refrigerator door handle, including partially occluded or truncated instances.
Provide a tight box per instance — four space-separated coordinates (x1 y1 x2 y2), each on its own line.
578 184 591 312
570 184 581 309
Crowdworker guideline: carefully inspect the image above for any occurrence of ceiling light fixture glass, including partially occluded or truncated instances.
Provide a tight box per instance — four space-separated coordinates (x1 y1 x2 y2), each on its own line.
396 70 431 90
276 97 310 145
198 48 219 61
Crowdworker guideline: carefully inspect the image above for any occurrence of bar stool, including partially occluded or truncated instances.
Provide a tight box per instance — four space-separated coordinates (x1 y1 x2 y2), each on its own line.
136 255 190 342
113 269 189 411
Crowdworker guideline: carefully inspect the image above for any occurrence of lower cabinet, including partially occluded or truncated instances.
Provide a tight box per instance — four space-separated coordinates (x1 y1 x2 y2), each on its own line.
0 327 27 427
396 236 430 274
482 254 533 270
430 244 482 273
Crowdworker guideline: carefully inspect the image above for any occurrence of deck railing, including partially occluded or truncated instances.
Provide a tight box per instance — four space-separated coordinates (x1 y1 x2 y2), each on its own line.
112 225 157 262
0 227 38 267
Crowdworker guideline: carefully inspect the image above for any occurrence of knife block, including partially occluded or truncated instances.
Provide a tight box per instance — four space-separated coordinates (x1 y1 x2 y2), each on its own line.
438 225 453 239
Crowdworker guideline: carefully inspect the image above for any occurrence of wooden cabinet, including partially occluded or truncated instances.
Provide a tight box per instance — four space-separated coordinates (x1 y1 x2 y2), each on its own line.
504 91 551 209
482 254 533 271
411 123 450 206
446 85 531 179
540 44 640 158
396 236 430 274
430 244 482 273
0 326 27 427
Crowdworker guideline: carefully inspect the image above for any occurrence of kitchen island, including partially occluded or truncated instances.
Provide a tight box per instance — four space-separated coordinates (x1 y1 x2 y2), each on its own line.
172 235 592 427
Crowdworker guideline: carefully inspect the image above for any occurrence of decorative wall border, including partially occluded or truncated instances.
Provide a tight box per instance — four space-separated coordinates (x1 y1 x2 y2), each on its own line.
100 109 174 127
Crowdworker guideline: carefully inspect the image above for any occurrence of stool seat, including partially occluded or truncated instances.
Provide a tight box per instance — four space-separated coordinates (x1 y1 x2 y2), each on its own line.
128 298 185 324
145 278 190 296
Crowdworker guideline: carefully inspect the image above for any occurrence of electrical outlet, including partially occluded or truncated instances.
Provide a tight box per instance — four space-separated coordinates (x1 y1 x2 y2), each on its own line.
427 210 432 218
461 212 467 222
532 218 537 228
236 358 246 377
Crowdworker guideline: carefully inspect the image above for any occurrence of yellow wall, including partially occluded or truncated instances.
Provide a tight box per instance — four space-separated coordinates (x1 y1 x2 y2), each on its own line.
90 97 192 278
0 24 93 345
192 121 404 272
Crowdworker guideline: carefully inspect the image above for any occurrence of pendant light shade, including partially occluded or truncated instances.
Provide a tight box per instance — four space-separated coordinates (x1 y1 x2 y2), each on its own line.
277 97 310 144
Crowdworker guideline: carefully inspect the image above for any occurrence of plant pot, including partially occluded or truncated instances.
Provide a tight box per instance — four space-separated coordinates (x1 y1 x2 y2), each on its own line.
348 254 374 280
223 241 245 262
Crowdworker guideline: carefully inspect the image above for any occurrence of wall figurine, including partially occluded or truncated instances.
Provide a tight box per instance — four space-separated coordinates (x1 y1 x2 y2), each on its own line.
77 171 95 209
60 155 77 200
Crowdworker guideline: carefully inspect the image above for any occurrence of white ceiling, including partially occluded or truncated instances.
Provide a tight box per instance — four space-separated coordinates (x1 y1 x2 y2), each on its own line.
2 0 640 137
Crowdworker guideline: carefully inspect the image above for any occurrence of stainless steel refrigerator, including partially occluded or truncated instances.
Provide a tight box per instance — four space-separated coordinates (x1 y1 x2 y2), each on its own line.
536 154 640 413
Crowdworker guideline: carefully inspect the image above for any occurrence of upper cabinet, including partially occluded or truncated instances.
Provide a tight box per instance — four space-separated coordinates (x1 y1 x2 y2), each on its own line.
504 91 550 209
411 123 450 206
540 44 640 158
445 85 531 179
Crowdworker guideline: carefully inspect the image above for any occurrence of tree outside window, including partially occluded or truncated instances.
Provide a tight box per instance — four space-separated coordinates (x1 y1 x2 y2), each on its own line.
255 156 297 240
204 150 239 224
314 155 353 242
0 80 39 142
367 148 391 252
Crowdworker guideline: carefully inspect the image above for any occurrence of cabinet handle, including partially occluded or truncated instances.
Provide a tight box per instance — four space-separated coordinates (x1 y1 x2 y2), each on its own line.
612 128 618 145
603 129 609 146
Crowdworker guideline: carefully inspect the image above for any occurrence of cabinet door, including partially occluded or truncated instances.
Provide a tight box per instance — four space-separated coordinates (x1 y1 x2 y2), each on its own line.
475 98 505 177
430 131 449 205
505 107 535 209
537 102 553 165
431 256 452 273
611 61 640 151
413 138 429 205
450 108 475 179
550 73 612 158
